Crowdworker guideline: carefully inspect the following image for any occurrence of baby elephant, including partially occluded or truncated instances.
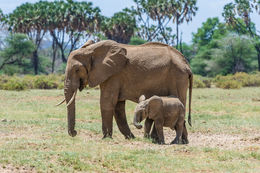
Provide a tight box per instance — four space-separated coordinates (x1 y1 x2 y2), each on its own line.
133 95 185 144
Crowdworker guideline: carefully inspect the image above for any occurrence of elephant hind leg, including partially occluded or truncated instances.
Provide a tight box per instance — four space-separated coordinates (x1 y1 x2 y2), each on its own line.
171 114 184 145
114 101 135 139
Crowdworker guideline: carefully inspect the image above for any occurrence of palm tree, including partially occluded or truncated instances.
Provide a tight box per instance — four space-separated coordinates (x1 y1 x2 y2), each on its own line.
102 8 136 44
48 0 101 63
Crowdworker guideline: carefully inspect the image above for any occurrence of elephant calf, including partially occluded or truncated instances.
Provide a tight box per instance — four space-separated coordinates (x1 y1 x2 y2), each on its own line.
133 95 185 144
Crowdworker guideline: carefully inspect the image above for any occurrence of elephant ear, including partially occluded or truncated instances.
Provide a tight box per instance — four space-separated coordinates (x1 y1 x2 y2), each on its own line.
81 40 94 48
88 41 128 87
146 96 163 119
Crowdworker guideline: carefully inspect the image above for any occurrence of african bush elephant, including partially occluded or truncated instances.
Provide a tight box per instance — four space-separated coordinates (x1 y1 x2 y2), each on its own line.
133 95 185 144
57 40 192 143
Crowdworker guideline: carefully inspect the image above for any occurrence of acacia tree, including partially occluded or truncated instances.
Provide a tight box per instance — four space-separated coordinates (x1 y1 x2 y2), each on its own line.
223 0 260 71
101 8 136 44
8 2 48 74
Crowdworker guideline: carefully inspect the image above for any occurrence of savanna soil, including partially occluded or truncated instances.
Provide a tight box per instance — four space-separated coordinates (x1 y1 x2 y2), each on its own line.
0 88 259 172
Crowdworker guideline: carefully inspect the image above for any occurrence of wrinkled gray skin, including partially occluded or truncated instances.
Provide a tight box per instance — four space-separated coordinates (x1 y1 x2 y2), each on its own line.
133 95 185 144
61 40 192 142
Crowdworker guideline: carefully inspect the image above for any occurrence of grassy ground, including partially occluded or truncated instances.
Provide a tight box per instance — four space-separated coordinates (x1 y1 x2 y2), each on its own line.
0 87 259 172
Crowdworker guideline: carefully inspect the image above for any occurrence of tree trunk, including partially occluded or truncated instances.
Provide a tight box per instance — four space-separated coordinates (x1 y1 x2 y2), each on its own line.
32 50 39 75
176 15 179 50
256 45 260 71
51 40 57 73
61 50 67 63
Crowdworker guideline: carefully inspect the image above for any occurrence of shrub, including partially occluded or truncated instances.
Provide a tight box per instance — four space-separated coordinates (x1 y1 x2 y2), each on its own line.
214 72 260 89
2 77 27 91
33 75 59 89
0 74 65 90
193 75 212 88
215 80 242 89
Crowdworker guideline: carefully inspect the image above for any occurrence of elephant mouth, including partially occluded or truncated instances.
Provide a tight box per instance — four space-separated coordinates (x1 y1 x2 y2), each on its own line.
79 78 85 91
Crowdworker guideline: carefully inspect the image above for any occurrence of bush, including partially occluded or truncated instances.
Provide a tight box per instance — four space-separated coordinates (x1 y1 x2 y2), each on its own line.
0 74 65 90
33 75 59 89
214 72 260 89
1 77 27 91
193 75 212 88
215 80 242 89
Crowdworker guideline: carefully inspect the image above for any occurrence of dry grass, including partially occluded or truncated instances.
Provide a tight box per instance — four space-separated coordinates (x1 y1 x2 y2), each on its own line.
0 87 260 172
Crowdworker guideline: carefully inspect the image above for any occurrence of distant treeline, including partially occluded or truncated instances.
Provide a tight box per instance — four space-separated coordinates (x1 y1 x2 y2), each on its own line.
0 0 259 76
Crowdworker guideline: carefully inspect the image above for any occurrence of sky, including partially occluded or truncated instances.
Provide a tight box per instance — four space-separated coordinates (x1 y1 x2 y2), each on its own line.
0 0 259 43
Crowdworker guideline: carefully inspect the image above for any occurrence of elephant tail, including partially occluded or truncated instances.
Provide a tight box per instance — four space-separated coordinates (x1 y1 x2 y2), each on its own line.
188 73 193 127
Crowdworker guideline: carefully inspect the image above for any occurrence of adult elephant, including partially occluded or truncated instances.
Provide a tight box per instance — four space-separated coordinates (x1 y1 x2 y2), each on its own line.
58 40 192 143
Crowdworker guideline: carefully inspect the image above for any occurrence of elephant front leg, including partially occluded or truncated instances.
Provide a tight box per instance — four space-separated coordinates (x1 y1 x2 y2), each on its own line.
144 118 153 138
154 120 165 145
101 108 114 138
114 101 135 139
151 124 158 143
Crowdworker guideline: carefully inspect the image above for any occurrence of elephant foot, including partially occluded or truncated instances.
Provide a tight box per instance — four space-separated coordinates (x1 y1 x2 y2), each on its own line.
181 138 189 144
170 138 182 145
144 133 150 139
68 130 77 137
152 138 165 145
102 131 113 139
125 132 135 139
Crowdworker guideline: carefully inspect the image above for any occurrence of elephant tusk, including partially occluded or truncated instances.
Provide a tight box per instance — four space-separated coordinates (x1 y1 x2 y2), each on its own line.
66 90 77 107
55 98 66 106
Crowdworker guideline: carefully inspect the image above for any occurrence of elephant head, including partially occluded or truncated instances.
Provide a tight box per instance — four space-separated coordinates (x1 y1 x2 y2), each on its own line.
133 95 163 129
59 40 128 137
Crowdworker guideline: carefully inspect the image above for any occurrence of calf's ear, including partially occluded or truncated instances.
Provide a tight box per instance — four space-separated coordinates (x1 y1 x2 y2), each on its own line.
139 95 146 103
146 96 163 119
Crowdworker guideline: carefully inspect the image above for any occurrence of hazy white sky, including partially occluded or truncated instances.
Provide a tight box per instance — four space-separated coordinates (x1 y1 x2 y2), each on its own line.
1 0 259 43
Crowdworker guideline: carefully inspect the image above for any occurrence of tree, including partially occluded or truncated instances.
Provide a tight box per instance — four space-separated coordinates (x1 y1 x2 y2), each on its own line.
192 17 227 48
133 0 198 47
223 0 260 71
172 0 198 49
8 2 49 74
48 0 101 63
209 34 257 75
102 8 136 44
191 17 229 76
0 33 35 74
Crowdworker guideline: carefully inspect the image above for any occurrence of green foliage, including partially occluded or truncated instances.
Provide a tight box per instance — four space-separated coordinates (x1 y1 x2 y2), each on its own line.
192 17 227 48
102 8 136 44
193 75 211 88
129 36 147 45
210 34 257 75
214 72 260 89
0 33 35 74
133 0 198 44
215 80 242 89
0 76 27 91
0 75 65 90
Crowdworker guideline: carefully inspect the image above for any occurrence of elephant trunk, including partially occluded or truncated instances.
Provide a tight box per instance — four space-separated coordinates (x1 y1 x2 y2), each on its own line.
64 87 77 137
133 112 143 129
